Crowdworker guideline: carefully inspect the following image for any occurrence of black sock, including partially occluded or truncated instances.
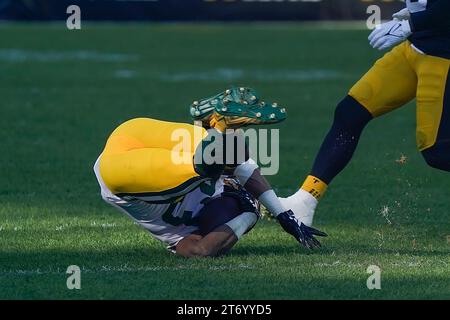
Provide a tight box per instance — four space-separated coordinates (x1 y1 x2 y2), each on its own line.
310 95 373 184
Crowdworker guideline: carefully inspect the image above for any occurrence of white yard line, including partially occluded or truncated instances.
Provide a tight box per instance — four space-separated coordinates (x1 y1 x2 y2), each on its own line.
0 49 139 62
158 68 347 82
0 264 254 276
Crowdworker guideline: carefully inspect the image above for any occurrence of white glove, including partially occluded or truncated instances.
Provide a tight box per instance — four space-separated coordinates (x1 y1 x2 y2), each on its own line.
368 19 412 50
392 8 410 21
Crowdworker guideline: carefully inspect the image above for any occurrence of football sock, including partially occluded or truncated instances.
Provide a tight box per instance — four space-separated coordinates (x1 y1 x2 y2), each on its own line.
279 189 318 226
309 95 373 186
258 190 285 217
301 175 328 200
233 160 286 217
421 140 450 172
234 159 259 185
225 212 257 239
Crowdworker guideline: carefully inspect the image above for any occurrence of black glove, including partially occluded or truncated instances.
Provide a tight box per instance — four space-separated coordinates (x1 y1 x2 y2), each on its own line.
277 210 327 249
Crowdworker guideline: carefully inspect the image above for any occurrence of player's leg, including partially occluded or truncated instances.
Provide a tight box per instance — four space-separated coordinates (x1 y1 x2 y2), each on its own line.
282 42 418 226
99 118 208 201
100 147 203 196
416 55 450 171
108 117 206 153
311 42 418 188
99 117 269 202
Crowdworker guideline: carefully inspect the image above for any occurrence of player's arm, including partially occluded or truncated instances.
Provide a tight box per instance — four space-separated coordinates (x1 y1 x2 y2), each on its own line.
176 203 259 258
410 0 450 32
369 0 450 50
176 225 238 258
369 16 412 50
194 131 327 248
233 160 327 249
176 189 260 258
195 128 287 219
233 160 283 215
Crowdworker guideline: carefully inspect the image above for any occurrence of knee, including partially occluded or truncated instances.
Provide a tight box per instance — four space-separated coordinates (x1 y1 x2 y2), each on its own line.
422 142 450 172
334 95 373 131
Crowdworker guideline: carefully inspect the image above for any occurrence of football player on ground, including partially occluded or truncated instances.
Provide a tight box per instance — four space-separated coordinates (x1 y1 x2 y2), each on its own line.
94 87 326 257
281 0 450 226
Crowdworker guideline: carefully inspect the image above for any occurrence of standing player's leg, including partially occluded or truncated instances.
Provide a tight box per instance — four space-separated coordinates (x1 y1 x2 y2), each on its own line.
282 42 418 226
416 55 450 171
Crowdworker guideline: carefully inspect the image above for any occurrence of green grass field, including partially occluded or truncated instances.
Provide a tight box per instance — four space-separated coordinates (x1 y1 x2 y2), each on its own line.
0 23 448 300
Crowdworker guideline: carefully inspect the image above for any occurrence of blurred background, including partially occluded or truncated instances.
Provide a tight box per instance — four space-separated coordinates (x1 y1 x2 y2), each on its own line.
1 0 403 21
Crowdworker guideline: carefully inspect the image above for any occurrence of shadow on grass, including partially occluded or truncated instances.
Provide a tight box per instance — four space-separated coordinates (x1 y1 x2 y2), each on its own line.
0 246 172 271
0 260 448 300
2 241 447 273
231 239 449 258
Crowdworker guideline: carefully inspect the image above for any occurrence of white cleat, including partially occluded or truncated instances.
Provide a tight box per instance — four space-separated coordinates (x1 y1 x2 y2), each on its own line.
279 189 318 227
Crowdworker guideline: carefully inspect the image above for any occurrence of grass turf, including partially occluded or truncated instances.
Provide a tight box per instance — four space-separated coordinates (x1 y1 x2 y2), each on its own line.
0 23 448 300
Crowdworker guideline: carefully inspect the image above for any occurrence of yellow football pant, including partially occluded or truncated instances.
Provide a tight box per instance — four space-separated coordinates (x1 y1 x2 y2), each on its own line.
349 41 450 151
99 118 207 198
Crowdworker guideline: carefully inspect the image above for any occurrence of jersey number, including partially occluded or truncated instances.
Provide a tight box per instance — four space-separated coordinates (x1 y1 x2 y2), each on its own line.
161 203 199 226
